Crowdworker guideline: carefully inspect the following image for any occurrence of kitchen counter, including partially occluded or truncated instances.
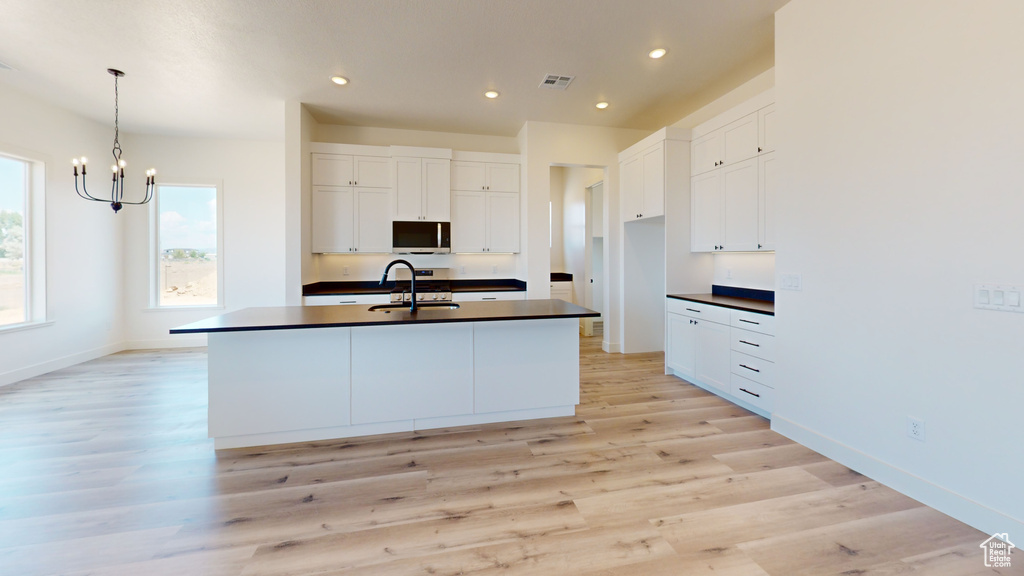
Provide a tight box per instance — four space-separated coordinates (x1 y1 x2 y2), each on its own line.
171 299 594 334
667 293 774 315
175 299 595 449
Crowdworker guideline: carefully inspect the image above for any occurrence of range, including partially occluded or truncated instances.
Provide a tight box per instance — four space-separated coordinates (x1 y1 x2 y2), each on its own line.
390 268 452 303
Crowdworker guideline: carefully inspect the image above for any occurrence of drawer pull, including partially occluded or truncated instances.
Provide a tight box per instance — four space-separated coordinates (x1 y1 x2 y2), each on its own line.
739 364 760 373
339 300 357 304
739 318 760 325
483 297 497 300
685 308 701 313
738 340 760 347
739 387 761 398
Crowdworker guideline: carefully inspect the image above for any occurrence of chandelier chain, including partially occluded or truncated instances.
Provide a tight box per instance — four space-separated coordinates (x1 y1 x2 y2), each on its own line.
112 73 122 160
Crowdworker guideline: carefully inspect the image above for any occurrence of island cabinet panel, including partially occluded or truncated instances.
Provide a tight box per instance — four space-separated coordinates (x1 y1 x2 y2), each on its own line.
207 328 352 438
473 319 580 414
350 323 474 424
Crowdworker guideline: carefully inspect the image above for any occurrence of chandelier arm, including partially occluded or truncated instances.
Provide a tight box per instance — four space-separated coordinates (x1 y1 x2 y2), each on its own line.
74 174 107 202
119 178 156 205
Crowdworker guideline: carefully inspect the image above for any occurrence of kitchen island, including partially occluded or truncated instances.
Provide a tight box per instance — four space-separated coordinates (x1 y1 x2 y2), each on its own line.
172 300 598 449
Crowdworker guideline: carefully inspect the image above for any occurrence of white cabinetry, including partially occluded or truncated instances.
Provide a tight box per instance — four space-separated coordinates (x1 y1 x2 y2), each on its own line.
393 152 451 221
618 130 686 222
666 298 775 416
303 294 390 306
452 291 526 302
690 94 775 252
549 281 573 303
311 186 392 253
312 153 391 188
451 161 520 192
759 152 777 251
450 154 521 253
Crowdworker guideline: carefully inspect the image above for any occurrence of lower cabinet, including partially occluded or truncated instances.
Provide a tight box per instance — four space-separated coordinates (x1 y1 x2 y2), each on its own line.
452 291 526 302
549 281 573 303
303 294 390 306
666 297 775 417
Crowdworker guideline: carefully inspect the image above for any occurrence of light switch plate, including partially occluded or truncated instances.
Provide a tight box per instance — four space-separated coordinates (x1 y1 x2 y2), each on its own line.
780 274 802 291
975 283 1024 313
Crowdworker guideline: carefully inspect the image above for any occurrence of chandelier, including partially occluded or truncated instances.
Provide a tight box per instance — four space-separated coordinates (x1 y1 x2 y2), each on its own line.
72 68 155 213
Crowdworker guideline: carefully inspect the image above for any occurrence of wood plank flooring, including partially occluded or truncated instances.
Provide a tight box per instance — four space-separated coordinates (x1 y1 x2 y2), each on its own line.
0 334 1013 575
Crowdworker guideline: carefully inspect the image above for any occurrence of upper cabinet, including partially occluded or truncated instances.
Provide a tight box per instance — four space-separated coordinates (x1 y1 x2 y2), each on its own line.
451 161 520 193
690 93 776 252
393 149 452 221
311 153 391 188
619 127 689 222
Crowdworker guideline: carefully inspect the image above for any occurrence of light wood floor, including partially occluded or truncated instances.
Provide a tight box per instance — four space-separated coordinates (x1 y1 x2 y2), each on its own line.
0 334 1011 575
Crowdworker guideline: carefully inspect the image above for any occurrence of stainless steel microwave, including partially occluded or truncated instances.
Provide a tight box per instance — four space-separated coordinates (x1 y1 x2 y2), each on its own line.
392 221 451 254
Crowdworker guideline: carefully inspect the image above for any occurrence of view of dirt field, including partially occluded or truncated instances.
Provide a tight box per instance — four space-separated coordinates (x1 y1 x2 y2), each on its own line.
158 256 217 306
0 259 25 325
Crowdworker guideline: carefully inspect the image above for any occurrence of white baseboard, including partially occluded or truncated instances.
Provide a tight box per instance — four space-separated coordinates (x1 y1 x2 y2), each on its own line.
0 342 125 387
125 336 207 350
602 339 621 353
772 415 1024 537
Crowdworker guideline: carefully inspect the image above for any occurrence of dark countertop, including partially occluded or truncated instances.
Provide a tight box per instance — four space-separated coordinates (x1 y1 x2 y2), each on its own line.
667 293 775 315
550 272 573 282
171 299 598 334
303 279 527 296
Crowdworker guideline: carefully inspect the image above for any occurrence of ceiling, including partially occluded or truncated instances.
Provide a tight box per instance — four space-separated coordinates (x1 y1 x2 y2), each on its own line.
0 0 786 140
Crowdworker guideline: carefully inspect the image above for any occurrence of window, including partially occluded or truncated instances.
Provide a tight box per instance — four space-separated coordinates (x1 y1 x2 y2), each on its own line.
154 183 222 307
0 154 28 327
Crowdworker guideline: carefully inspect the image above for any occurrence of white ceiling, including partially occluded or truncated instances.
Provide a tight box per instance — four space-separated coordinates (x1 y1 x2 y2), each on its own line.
0 0 787 140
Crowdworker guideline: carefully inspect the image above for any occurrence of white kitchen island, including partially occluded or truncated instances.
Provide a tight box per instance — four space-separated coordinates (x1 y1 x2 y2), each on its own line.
171 299 598 449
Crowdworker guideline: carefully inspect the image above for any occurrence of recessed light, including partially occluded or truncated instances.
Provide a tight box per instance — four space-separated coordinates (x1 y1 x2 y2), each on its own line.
330 76 349 85
649 48 667 59
484 90 500 99
596 102 609 110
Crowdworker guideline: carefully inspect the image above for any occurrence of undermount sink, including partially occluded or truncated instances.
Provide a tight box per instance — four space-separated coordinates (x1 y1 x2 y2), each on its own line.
368 302 461 312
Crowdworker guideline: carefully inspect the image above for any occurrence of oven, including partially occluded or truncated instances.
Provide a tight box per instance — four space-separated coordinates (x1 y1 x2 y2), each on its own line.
390 268 453 303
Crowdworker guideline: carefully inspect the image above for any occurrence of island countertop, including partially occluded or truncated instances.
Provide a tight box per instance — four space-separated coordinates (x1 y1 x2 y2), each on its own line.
171 299 599 334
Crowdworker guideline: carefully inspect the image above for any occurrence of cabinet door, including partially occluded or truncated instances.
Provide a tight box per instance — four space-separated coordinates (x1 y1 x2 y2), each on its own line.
486 163 520 192
691 171 722 252
641 143 665 218
666 312 697 380
353 156 391 188
451 190 486 252
311 186 353 253
487 192 520 253
759 104 776 154
620 154 643 221
393 156 423 221
691 131 722 176
696 319 731 392
311 154 354 186
423 158 451 221
354 188 392 253
721 158 759 251
451 161 486 191
759 152 776 251
722 112 759 166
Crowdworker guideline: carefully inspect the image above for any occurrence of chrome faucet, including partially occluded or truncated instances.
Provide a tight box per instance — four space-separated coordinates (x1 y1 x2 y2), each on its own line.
380 259 417 312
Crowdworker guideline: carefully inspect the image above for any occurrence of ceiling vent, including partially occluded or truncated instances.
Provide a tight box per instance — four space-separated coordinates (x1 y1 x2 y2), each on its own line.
539 74 574 90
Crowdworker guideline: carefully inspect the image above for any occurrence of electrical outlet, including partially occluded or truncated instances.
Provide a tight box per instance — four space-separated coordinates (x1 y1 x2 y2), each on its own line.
492 265 498 274
460 266 466 274
726 268 733 279
343 266 349 276
780 273 802 291
907 416 925 442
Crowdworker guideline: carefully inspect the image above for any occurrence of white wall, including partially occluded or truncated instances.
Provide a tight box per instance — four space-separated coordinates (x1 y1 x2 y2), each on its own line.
561 167 603 305
0 85 124 386
712 252 776 291
775 0 1024 535
549 166 565 272
317 253 517 282
314 124 518 154
517 121 650 353
121 134 286 348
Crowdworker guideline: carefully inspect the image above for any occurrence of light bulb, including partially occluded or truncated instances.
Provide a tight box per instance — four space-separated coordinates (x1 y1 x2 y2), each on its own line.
596 102 609 109
112 165 118 173
72 158 79 166
118 159 126 168
649 48 667 59
330 76 348 85
80 157 88 165
484 90 500 99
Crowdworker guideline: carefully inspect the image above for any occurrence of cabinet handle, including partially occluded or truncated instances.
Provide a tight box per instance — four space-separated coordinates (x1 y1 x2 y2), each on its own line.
739 319 760 325
739 363 760 373
338 300 357 304
739 387 761 398
738 340 760 347
758 147 762 153
758 243 762 249
685 308 701 313
483 297 497 300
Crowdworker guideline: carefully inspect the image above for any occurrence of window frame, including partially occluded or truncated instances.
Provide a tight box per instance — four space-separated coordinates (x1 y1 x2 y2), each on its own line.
0 146 46 332
149 180 224 310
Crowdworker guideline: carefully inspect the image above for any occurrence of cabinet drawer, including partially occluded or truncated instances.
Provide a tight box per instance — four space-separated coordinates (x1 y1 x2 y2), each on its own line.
666 299 730 324
730 310 775 335
304 294 389 306
731 350 775 388
731 373 773 413
731 328 776 362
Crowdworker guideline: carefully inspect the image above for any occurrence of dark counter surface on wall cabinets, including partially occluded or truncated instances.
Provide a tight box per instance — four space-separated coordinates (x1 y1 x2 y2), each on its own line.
667 294 775 315
171 299 597 334
302 279 527 296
